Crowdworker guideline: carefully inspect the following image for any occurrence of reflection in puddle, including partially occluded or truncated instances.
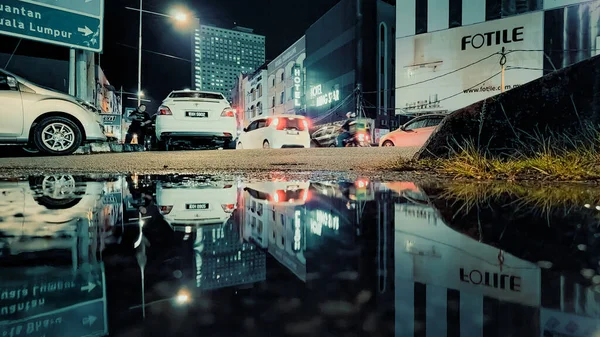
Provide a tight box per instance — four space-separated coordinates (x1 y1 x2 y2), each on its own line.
0 175 598 336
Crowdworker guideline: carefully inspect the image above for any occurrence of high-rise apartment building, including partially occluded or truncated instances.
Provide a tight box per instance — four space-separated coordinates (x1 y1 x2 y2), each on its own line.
192 25 266 102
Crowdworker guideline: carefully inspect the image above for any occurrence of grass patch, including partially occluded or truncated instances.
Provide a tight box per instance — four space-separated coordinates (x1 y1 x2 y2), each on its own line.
425 126 600 181
440 181 600 216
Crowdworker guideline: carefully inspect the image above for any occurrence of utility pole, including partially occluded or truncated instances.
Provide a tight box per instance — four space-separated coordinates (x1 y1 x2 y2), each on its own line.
69 49 76 96
137 0 143 106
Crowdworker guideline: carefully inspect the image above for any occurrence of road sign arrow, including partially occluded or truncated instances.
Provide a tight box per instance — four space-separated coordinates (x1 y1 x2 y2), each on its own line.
82 315 97 326
81 282 97 293
78 26 94 37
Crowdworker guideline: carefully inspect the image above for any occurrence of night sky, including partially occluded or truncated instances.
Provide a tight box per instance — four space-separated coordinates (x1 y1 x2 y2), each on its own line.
0 0 340 102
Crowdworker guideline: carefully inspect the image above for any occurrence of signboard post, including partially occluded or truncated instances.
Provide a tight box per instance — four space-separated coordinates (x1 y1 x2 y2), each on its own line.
0 264 108 337
0 0 104 52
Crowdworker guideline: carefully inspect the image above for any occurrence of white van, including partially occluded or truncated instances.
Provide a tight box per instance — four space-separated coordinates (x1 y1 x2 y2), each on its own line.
236 115 311 149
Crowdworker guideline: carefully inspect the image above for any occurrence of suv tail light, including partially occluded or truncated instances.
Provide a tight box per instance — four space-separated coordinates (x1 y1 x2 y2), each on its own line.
221 108 236 117
159 205 173 214
159 106 172 115
221 204 235 213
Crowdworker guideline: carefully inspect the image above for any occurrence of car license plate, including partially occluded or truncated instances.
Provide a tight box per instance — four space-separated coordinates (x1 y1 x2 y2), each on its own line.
286 130 299 135
186 203 209 210
186 111 208 118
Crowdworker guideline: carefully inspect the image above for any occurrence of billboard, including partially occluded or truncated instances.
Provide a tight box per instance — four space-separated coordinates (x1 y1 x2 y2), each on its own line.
395 11 544 114
394 203 541 307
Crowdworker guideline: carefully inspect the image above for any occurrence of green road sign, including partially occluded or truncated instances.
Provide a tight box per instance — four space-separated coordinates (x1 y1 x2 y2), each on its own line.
0 0 104 52
0 264 105 321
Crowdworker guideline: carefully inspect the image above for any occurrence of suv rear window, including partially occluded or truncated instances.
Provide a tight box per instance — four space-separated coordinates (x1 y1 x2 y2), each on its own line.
169 92 224 100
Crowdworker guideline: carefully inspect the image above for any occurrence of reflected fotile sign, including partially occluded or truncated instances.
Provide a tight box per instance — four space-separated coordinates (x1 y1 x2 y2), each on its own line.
0 0 104 52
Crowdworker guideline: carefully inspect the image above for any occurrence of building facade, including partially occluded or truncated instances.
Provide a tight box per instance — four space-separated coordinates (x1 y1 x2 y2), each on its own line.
243 63 269 126
304 0 396 140
267 36 307 116
395 0 600 117
192 25 266 102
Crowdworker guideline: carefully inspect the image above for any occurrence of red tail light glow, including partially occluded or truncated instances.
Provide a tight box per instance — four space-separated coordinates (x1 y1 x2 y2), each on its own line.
159 106 172 115
223 185 233 189
221 204 235 213
273 192 280 203
302 120 309 129
302 190 310 202
221 108 236 117
159 205 173 214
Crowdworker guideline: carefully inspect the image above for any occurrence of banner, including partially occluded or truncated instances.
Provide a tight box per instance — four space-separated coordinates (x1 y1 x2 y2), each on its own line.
395 11 544 114
100 114 122 142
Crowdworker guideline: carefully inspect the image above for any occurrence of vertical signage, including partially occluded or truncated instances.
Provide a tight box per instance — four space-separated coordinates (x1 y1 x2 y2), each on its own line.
292 65 303 107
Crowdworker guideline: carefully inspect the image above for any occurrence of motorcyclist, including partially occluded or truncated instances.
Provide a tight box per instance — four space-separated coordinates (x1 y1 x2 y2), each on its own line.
125 104 152 145
336 112 356 147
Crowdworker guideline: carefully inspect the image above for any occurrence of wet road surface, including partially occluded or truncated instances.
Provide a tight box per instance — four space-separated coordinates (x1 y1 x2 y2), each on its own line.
0 147 419 178
0 174 599 337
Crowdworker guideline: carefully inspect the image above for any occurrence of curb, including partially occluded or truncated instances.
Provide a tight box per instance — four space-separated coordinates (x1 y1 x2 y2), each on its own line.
74 143 146 155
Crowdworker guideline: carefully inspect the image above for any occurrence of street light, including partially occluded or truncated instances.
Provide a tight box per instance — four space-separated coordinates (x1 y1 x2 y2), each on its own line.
125 4 194 106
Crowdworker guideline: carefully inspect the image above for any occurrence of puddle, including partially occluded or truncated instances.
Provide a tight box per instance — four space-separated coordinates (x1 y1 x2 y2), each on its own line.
0 175 599 336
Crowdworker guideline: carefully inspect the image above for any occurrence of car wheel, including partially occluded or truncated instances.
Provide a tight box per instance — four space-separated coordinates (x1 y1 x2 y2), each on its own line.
329 143 336 147
237 142 243 149
28 175 84 209
263 140 270 149
33 116 82 155
382 140 394 147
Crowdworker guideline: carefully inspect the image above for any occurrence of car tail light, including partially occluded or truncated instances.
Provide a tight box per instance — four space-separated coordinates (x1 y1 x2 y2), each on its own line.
159 205 173 214
221 204 235 213
302 120 309 129
355 180 369 188
358 133 365 141
221 108 236 117
159 106 172 115
223 185 233 189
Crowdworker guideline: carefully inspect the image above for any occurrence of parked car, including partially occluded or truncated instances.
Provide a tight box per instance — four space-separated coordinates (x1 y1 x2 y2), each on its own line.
155 90 237 150
379 114 446 147
311 125 339 147
0 69 106 155
237 115 311 149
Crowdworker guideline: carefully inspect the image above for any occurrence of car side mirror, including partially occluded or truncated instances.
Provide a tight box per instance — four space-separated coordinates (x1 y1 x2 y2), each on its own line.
6 76 18 90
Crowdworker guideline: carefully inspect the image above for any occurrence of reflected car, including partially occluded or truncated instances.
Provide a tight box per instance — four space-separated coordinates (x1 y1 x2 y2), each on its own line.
0 69 106 155
155 90 237 149
237 115 311 149
244 181 310 205
0 175 104 254
379 114 446 147
156 181 237 230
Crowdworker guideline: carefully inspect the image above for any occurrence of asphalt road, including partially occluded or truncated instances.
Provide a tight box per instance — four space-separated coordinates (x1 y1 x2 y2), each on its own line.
0 147 421 180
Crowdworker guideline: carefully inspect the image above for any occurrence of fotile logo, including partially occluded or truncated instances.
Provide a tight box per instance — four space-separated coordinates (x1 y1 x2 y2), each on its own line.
461 27 524 51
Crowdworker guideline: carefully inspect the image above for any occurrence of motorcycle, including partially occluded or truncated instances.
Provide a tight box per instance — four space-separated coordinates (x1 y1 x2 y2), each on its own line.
339 120 372 147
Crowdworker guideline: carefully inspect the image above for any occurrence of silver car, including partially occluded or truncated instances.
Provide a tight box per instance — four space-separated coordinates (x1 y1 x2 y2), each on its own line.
0 69 106 155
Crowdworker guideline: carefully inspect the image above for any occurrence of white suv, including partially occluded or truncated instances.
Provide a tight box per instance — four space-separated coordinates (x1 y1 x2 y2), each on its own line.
156 90 237 149
237 115 311 149
0 69 106 155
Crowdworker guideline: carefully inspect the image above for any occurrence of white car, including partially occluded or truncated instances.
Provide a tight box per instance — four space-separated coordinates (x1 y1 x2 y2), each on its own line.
155 90 237 149
156 180 237 230
0 69 106 155
237 115 311 149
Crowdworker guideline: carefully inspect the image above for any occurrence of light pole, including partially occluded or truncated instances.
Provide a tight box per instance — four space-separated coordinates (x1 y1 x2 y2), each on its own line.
137 0 143 107
125 5 192 107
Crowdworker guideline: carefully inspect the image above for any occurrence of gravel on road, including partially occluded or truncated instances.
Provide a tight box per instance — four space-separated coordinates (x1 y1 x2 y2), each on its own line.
0 147 421 180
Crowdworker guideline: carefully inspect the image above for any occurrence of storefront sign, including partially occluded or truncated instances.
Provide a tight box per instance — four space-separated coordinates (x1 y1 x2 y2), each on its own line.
311 84 340 107
292 65 303 107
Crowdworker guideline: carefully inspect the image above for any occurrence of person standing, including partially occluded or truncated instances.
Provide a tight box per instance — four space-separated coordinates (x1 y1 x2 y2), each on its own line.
125 104 152 145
